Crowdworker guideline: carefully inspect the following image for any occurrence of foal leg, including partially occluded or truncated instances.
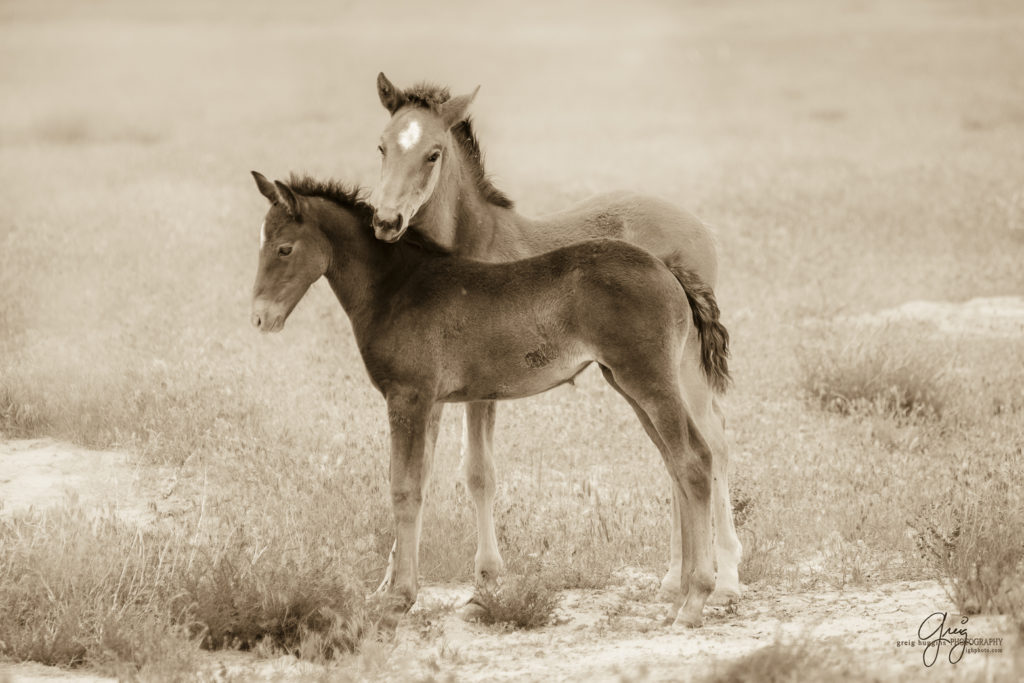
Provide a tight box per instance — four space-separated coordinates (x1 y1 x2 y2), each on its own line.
600 368 691 610
679 348 742 605
383 393 438 610
652 399 716 627
457 401 503 620
462 401 503 585
376 403 443 595
707 395 743 605
658 486 685 601
607 367 715 627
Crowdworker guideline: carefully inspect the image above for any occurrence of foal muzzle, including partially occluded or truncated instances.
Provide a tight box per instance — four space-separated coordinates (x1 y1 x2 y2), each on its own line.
251 299 285 333
371 211 407 243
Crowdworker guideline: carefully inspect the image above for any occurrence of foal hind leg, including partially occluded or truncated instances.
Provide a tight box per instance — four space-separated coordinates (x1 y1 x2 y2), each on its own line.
601 368 682 599
658 486 685 602
647 394 716 627
462 401 503 585
457 401 503 621
601 366 715 627
707 396 743 605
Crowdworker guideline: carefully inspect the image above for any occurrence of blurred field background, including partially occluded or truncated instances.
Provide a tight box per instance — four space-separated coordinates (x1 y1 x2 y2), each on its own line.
1 0 1023 677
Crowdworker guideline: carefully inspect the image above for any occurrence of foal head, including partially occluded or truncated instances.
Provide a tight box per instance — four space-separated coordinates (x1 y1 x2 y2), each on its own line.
371 73 480 243
250 172 332 332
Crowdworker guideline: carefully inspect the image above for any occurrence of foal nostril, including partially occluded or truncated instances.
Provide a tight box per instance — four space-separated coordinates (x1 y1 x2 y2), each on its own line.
251 312 262 329
372 213 404 234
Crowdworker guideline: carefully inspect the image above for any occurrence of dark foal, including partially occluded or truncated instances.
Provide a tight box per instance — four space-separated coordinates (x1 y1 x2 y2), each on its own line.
249 172 730 627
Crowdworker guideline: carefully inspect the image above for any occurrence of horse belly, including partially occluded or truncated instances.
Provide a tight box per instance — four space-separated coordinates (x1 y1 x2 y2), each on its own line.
441 344 592 402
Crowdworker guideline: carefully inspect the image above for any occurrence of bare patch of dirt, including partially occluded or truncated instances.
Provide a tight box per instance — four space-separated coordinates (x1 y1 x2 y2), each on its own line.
847 296 1024 338
0 438 184 524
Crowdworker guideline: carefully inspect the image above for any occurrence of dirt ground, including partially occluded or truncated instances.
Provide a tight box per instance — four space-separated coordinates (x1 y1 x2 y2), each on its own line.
1 435 1019 682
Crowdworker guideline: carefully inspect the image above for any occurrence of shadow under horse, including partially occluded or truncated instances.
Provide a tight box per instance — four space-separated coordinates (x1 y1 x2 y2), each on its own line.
249 172 731 628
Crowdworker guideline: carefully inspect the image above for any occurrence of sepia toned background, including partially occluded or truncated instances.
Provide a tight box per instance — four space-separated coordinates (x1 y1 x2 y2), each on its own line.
1 0 1022 679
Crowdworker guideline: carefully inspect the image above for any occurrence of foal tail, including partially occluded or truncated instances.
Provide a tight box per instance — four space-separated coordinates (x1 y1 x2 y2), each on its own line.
667 264 731 393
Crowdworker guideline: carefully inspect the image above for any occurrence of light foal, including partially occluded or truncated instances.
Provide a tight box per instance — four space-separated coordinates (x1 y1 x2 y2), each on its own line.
249 172 731 627
370 74 743 610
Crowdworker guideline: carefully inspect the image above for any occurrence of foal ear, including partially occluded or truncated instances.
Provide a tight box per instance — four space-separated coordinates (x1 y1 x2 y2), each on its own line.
252 171 279 204
377 72 405 114
273 180 300 218
440 86 480 128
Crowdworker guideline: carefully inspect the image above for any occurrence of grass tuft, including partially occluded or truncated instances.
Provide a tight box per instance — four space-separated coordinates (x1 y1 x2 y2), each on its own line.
798 326 951 420
472 559 563 630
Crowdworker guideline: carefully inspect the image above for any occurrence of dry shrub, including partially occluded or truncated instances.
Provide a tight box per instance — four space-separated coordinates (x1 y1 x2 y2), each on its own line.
472 557 563 630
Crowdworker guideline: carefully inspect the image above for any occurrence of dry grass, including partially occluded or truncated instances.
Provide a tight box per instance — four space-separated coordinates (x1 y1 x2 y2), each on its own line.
912 449 1024 620
1 0 1023 676
469 554 569 630
0 502 389 676
798 326 952 419
473 575 562 631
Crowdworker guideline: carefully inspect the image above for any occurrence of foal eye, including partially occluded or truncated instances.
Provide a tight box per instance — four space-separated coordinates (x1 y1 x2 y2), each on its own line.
427 150 440 163
278 245 293 257
377 145 385 155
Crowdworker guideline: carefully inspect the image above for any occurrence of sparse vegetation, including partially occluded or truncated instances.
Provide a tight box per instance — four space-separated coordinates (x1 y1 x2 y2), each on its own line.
798 326 952 420
2 0 1023 678
471 558 564 630
912 446 1024 620
0 503 388 675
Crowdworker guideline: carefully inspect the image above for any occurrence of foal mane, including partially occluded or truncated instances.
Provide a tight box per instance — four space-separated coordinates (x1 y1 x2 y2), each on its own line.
399 82 514 210
287 174 375 222
288 173 451 256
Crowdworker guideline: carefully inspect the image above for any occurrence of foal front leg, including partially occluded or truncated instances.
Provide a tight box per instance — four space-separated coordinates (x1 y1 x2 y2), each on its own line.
376 403 443 595
384 392 436 610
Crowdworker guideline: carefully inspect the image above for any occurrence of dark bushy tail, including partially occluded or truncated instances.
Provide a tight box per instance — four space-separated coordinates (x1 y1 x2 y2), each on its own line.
668 265 731 393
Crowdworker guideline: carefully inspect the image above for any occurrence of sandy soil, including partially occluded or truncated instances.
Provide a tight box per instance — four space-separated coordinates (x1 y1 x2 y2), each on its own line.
1 438 1019 682
845 296 1024 338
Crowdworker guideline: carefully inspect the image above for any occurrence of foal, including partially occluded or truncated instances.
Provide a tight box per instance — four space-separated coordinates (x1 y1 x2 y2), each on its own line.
249 171 730 628
370 75 743 608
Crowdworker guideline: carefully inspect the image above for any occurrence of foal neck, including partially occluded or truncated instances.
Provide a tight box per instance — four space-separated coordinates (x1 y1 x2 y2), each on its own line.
316 198 428 320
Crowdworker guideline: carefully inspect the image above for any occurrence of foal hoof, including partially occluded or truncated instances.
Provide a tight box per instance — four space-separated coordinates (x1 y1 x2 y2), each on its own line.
671 606 704 634
672 610 704 629
456 596 489 622
706 586 742 606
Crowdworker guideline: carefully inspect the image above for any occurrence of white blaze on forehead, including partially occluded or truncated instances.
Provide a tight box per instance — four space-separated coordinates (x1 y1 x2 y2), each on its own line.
260 220 267 248
397 119 421 151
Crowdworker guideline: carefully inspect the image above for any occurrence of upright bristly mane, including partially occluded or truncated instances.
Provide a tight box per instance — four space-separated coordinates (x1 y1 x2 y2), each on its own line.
287 174 375 221
398 82 514 209
287 173 450 256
